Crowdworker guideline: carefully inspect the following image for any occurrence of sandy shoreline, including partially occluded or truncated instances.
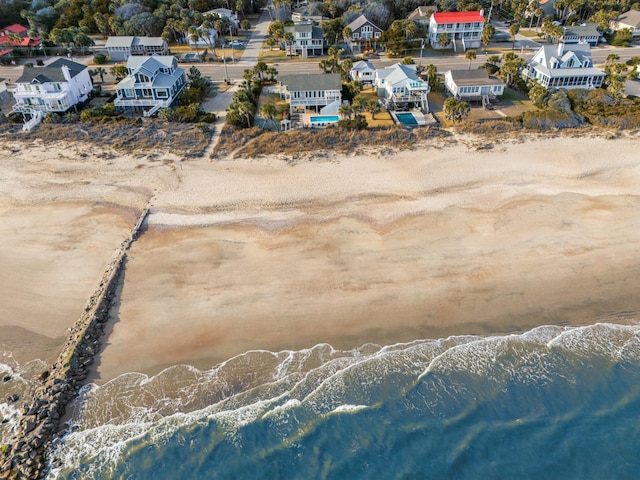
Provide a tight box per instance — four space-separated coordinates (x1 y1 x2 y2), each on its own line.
1 132 639 383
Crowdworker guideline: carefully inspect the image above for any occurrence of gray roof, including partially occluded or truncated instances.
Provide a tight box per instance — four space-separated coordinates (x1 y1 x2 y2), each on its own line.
105 36 135 48
448 69 505 87
125 55 176 71
15 58 86 84
105 36 166 48
616 9 640 28
346 14 382 33
562 23 600 38
279 73 342 91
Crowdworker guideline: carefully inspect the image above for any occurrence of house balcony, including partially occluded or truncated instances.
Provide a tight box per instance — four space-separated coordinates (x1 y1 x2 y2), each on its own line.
114 97 174 108
13 90 69 102
289 95 342 107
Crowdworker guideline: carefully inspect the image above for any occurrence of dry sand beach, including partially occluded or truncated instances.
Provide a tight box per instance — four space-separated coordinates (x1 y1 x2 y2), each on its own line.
2 132 640 384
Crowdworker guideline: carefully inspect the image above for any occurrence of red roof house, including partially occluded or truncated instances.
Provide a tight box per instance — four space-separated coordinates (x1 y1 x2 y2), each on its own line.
428 10 485 52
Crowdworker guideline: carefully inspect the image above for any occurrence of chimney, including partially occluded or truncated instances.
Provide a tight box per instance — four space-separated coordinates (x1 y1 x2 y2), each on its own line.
61 64 72 83
557 42 564 57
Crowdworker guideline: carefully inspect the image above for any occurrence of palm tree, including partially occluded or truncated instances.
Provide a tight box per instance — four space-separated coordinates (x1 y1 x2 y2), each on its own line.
110 65 127 82
237 100 254 127
606 53 620 64
481 24 495 53
437 32 451 49
284 32 294 58
94 67 106 83
365 100 381 120
260 102 277 129
338 104 353 120
465 49 477 70
509 23 520 50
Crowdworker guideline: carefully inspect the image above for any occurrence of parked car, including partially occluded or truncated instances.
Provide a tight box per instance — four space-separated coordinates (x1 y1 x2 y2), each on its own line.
229 40 244 47
493 31 511 42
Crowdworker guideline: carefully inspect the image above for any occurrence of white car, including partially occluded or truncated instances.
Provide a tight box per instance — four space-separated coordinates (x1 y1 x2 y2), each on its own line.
229 40 244 47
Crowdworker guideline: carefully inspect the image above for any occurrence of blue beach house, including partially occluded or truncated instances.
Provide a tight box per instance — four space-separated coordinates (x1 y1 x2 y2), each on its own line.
114 56 187 117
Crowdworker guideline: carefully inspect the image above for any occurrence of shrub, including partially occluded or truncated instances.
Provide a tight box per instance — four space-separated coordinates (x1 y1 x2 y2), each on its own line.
24 62 33 68
93 53 108 64
36 59 44 66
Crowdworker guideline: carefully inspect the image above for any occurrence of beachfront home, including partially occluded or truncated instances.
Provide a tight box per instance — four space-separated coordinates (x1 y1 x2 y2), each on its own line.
105 36 169 61
11 58 92 115
374 63 430 111
609 10 640 38
114 55 186 117
278 73 342 117
284 21 325 57
428 10 484 51
349 60 375 84
345 15 383 53
444 69 505 104
559 23 601 46
522 43 605 90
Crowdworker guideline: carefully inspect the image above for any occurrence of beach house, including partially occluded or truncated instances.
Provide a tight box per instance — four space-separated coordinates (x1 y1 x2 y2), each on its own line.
522 43 605 90
374 63 430 111
105 36 169 61
408 5 438 25
428 10 484 51
349 60 376 84
11 58 92 115
114 55 186 117
444 69 505 105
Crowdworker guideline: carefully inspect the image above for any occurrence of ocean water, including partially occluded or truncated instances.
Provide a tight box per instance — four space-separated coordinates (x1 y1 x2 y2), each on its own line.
4 322 640 479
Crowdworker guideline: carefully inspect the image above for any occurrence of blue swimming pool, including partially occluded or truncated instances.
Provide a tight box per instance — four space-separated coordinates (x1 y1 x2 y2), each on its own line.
310 115 340 123
395 112 418 125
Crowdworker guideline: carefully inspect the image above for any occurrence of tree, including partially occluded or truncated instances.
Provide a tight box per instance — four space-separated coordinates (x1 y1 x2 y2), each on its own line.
110 64 127 82
338 103 353 120
423 64 441 91
499 51 526 87
403 56 415 65
94 67 106 83
465 49 476 70
284 31 294 58
365 99 381 119
443 97 470 123
481 23 495 52
606 53 620 64
612 28 633 47
260 102 277 129
528 81 550 108
437 32 451 49
509 23 520 50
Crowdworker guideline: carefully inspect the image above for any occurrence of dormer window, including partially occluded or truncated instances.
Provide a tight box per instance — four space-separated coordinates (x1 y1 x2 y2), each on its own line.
136 73 151 83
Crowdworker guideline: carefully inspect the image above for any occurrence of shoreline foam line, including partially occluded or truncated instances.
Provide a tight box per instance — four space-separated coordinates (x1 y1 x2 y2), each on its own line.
0 208 150 480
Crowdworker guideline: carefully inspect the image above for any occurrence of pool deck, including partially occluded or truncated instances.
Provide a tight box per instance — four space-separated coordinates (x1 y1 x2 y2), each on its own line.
391 110 429 126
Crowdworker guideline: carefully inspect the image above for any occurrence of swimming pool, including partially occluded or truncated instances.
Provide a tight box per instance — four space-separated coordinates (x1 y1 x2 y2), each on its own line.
394 112 418 126
310 115 340 124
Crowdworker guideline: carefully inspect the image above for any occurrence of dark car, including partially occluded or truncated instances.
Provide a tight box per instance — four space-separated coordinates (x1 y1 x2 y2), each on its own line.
493 31 512 42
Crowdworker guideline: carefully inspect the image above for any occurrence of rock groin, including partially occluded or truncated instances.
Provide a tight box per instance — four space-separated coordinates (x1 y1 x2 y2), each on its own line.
0 208 149 480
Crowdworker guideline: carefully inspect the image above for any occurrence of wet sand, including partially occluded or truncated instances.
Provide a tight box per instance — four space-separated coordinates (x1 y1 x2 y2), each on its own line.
2 133 640 383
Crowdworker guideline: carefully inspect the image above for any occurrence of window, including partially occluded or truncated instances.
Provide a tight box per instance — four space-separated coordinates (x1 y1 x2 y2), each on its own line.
375 32 381 38
353 33 359 39
157 89 168 98
124 89 134 98
142 88 152 97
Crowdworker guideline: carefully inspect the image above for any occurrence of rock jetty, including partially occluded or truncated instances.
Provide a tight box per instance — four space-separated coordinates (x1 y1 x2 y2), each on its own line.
0 208 149 480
